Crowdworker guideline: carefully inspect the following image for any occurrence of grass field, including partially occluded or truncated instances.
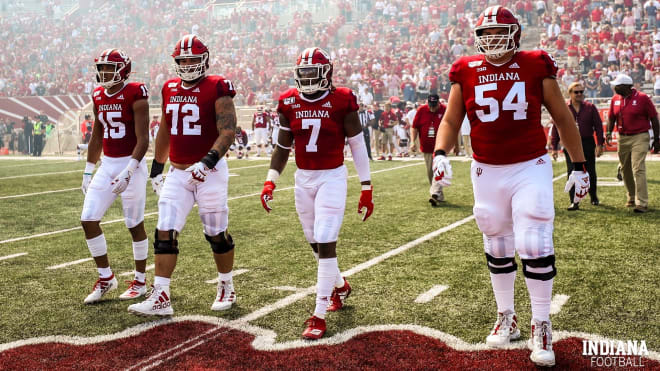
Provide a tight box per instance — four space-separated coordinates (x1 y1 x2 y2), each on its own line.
0 155 658 354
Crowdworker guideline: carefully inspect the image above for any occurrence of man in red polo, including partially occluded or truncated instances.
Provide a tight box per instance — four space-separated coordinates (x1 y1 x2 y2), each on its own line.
606 74 660 213
411 94 446 206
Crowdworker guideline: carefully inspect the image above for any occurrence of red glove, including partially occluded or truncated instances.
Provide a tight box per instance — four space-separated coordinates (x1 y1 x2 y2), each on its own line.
358 185 374 221
261 181 276 212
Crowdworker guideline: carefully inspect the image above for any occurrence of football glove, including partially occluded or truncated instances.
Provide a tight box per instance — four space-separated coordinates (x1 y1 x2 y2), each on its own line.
81 173 92 195
185 162 208 185
261 181 276 212
111 163 136 194
565 170 590 204
358 185 374 221
151 174 164 196
432 154 452 187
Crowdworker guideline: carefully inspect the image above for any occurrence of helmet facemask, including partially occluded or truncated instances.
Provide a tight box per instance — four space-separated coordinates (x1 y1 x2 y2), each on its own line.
474 24 519 59
173 52 208 82
294 64 331 94
95 61 128 89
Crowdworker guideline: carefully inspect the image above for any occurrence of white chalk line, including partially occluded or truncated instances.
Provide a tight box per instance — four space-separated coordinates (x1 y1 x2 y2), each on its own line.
204 269 250 284
46 258 93 270
550 294 570 315
0 169 82 180
0 188 79 200
119 264 156 277
414 285 449 304
0 252 28 261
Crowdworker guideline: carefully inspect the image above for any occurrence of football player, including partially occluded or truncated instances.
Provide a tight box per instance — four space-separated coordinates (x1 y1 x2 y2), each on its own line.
432 6 589 367
81 49 150 304
229 126 251 159
128 35 238 316
260 47 374 340
252 106 270 156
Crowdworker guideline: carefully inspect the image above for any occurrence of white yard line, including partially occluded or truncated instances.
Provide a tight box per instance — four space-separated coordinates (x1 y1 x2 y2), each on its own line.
46 258 93 270
414 285 449 304
0 170 81 180
550 294 570 315
0 160 75 169
0 252 28 261
0 163 420 246
0 188 79 200
229 164 269 170
205 269 250 284
272 286 304 292
119 264 155 277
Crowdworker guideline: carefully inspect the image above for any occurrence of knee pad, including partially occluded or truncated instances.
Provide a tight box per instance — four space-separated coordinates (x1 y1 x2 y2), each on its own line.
521 254 556 281
205 231 234 254
485 253 517 274
153 229 179 255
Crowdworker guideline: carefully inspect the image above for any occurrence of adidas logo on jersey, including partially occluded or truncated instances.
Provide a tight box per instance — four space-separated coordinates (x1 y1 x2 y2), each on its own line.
168 82 178 88
193 88 200 93
509 63 520 69
536 158 546 165
118 94 124 100
322 101 332 108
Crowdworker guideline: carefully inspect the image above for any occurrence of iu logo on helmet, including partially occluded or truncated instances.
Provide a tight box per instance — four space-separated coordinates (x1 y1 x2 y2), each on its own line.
482 5 502 25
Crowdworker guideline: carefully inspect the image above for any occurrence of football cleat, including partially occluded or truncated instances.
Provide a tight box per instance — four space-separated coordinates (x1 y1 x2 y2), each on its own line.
119 280 147 300
211 280 236 311
327 278 351 312
528 319 555 367
302 315 326 340
486 310 520 347
84 274 118 304
127 284 173 316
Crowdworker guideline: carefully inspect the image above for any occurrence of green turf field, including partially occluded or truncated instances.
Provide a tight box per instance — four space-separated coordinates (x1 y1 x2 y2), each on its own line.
0 157 658 350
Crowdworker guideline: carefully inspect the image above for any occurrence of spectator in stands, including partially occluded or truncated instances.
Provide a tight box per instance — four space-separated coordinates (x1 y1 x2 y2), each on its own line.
606 74 660 213
584 71 600 98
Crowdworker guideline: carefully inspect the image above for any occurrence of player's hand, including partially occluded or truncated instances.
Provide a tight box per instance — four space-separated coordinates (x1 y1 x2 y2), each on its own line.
185 162 208 185
358 185 374 221
565 170 590 203
652 139 660 154
551 150 559 161
595 145 604 158
81 173 92 195
111 165 134 194
432 154 452 186
151 174 164 196
605 132 612 146
261 180 276 212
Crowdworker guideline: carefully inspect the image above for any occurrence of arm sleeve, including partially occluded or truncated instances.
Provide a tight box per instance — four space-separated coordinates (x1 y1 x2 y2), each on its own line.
347 132 371 182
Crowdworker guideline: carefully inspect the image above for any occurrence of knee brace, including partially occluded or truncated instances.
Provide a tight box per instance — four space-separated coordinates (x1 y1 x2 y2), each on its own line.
205 231 234 254
521 254 556 281
153 229 179 255
485 253 518 274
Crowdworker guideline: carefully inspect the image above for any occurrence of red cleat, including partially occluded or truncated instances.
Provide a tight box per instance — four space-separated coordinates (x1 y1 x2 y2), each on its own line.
302 315 326 339
377 156 385 160
327 278 351 312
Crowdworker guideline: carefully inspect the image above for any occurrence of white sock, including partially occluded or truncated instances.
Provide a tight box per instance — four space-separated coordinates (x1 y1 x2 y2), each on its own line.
525 277 553 322
154 276 170 287
334 266 345 288
97 267 113 279
134 271 146 283
218 271 233 285
132 239 148 261
314 258 338 319
490 271 516 313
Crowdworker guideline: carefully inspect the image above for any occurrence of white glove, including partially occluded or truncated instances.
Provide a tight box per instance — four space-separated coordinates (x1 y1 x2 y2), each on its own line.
111 159 138 194
151 174 164 196
185 161 209 185
81 162 95 195
565 170 590 203
432 154 453 187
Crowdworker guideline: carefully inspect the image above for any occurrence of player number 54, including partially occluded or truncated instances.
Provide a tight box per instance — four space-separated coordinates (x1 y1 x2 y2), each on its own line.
474 81 528 122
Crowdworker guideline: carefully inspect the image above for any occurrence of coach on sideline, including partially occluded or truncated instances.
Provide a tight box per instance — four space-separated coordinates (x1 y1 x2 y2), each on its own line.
410 94 446 207
551 82 604 210
606 74 660 213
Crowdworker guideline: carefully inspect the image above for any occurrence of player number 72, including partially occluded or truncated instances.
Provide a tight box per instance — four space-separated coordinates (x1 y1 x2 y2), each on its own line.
474 81 527 122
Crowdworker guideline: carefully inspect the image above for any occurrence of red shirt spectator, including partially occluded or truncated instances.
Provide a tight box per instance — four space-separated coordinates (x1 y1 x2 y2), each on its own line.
608 89 657 135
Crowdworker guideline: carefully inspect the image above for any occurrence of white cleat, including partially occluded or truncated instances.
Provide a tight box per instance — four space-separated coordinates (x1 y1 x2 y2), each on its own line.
528 319 555 367
84 274 118 304
127 284 173 316
118 280 147 300
211 280 236 311
486 310 520 347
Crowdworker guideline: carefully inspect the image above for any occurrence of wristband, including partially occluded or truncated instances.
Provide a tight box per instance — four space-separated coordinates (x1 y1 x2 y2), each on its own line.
572 162 587 172
150 159 164 178
127 158 139 172
266 169 280 182
200 149 220 169
434 149 447 157
84 162 95 175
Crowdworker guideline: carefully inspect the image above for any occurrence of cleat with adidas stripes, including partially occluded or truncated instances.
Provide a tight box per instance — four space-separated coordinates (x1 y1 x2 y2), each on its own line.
84 274 118 304
302 315 326 340
528 319 555 367
127 284 173 316
211 280 236 311
119 280 147 300
485 310 520 347
327 278 351 312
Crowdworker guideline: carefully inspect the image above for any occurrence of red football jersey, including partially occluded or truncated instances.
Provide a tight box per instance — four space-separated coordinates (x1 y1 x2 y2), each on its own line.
277 87 359 170
449 50 558 165
161 75 236 164
253 112 269 129
92 82 148 157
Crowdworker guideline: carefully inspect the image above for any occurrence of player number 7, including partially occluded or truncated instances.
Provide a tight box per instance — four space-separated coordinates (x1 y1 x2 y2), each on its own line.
302 118 321 152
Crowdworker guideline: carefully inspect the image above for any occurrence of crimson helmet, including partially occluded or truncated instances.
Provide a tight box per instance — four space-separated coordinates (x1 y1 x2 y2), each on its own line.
294 47 333 94
94 49 131 89
172 34 209 81
474 6 521 59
